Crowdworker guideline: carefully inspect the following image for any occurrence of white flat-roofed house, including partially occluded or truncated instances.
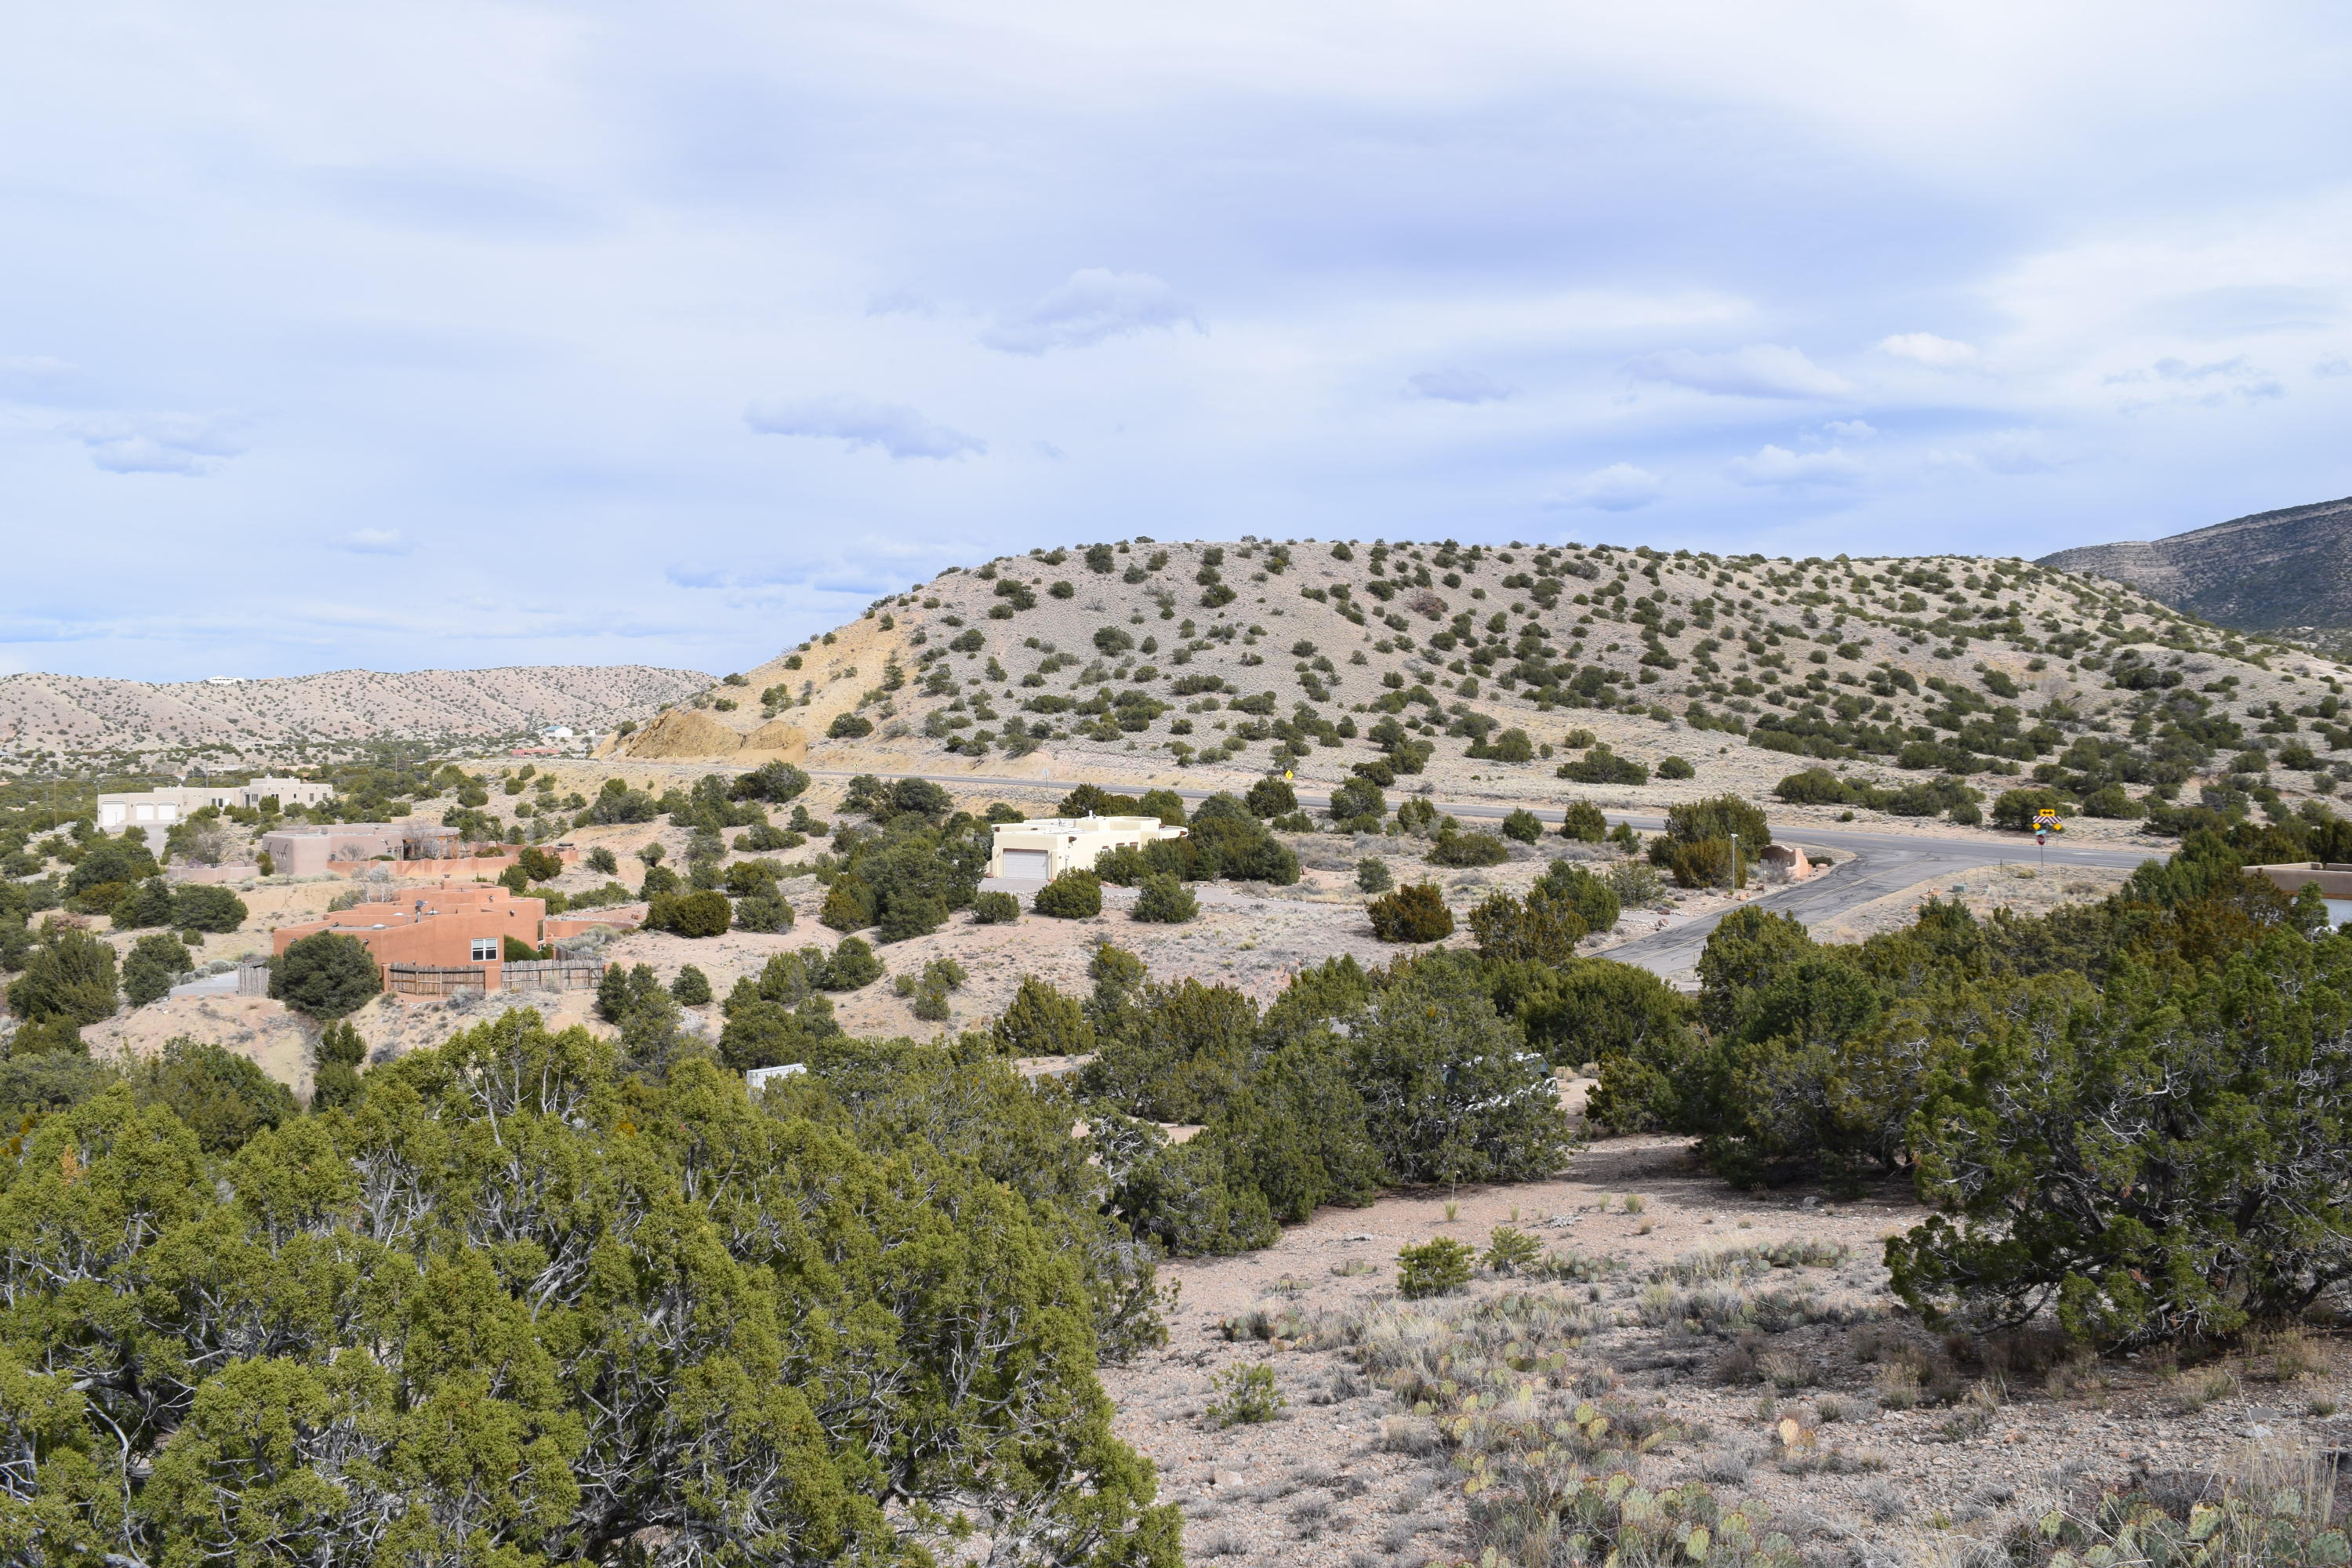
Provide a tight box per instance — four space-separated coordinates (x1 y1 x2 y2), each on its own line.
986 815 1188 881
96 776 336 832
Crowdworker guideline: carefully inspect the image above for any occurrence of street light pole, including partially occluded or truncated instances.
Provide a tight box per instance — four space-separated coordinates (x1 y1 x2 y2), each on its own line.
1729 829 1739 892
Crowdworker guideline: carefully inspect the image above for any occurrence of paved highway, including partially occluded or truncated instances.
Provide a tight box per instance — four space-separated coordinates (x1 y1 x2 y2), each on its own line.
804 768 2161 981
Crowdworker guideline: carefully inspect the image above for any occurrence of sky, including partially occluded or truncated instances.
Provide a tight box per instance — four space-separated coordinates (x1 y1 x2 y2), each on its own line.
4 2 2351 681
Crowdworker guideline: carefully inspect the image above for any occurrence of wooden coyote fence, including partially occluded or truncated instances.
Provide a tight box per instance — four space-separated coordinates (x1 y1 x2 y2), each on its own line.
502 959 605 993
388 964 488 998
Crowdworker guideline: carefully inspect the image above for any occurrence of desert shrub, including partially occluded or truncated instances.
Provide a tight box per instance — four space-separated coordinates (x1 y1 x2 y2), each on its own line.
310 1018 366 1110
1397 1238 1474 1298
1034 870 1104 919
1991 786 2070 832
733 893 794 933
826 712 874 739
517 846 564 882
1327 776 1385 829
876 892 948 942
64 834 158 898
1534 859 1620 935
1657 756 1694 780
1541 963 1702 1123
1356 858 1393 895
1131 874 1198 924
129 1036 296 1154
122 932 194 1007
169 884 248 933
268 931 380 1018
716 993 840 1070
1351 960 1574 1184
670 964 712 1005
1205 1364 1286 1426
1500 808 1544 844
649 889 732 938
1774 767 1854 806
1102 1128 1277 1256
1395 797 1437 835
821 873 877 931
732 760 811 803
993 976 1094 1057
1889 925 2352 1348
895 956 967 1022
587 779 659 824
971 891 1020 924
0 1013 1177 1566
1481 728 1534 764
1426 827 1509 867
1177 796 1301 885
820 937 884 990
1468 889 1587 965
1481 1225 1544 1276
1559 800 1607 842
110 878 173 931
1368 883 1453 942
1556 746 1648 786
1243 778 1298 818
1083 978 1261 1124
1201 1044 1386 1222
1091 844 1146 886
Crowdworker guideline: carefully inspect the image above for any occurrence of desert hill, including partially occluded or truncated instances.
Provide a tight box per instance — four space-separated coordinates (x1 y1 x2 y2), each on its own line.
2037 494 2352 641
608 535 2352 817
0 664 710 767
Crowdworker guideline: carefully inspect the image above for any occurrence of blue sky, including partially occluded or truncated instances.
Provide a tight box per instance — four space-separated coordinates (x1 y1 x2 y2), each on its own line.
4 2 2350 681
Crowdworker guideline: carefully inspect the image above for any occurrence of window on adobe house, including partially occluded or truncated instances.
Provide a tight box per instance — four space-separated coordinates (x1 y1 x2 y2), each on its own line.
471 938 498 962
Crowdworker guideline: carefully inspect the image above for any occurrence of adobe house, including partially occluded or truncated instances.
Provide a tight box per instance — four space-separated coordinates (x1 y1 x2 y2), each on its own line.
1758 844 1817 882
257 823 466 876
270 882 549 989
2246 862 2352 927
986 815 1189 880
97 775 335 832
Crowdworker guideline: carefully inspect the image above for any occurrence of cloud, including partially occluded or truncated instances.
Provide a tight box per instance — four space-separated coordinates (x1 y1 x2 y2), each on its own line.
1625 343 1849 399
59 412 245 476
865 289 933 318
1926 428 2057 476
746 397 985 459
1875 332 1977 368
981 269 1201 354
340 528 410 554
1550 463 1662 512
2104 356 2285 405
0 356 78 397
1407 368 1513 404
1821 419 1879 441
1726 444 1862 486
2136 285 2338 339
2318 358 2352 379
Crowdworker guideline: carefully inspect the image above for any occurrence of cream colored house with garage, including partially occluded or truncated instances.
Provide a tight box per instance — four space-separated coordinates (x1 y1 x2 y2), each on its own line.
987 815 1188 880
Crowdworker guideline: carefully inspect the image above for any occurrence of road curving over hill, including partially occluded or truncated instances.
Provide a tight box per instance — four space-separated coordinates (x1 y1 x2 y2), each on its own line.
802 768 2161 982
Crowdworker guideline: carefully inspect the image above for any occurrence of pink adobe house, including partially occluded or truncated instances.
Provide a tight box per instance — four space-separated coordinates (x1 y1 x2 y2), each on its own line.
271 883 549 990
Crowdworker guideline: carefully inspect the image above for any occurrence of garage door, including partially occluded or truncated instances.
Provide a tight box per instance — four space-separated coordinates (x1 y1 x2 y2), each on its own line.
1001 849 1051 879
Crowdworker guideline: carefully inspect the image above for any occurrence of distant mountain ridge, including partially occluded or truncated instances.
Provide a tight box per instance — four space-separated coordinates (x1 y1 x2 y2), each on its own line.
0 664 712 763
2037 495 2352 636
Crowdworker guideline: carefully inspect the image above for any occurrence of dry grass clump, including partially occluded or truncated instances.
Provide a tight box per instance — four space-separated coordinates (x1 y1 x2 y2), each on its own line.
2011 1439 2350 1566
1302 1289 1803 1567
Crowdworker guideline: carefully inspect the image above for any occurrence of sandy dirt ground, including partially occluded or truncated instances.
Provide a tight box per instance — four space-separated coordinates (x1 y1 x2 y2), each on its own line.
1108 1136 2352 1566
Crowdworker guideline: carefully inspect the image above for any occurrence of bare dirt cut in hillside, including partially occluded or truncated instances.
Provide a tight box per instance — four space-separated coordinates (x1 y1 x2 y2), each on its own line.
1112 1141 2352 1568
